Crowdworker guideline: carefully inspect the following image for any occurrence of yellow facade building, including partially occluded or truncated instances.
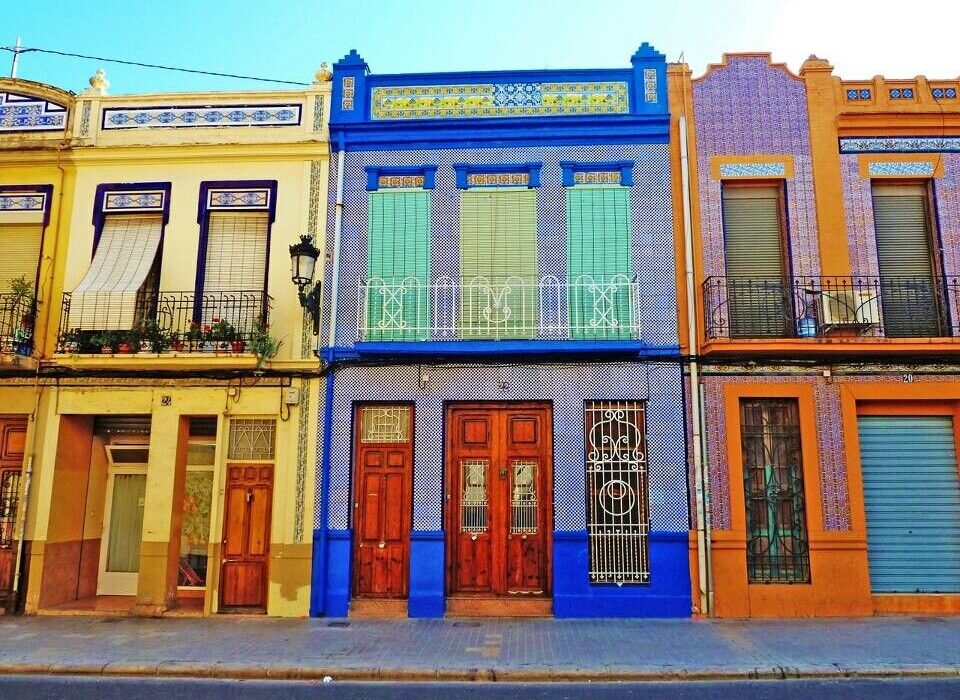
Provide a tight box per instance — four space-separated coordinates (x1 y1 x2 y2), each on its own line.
0 67 330 617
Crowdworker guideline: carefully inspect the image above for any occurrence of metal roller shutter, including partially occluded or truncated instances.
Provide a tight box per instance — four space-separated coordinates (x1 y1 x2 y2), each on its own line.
459 190 538 339
858 415 960 593
365 191 431 340
567 187 633 340
721 186 789 337
871 184 941 337
0 223 43 292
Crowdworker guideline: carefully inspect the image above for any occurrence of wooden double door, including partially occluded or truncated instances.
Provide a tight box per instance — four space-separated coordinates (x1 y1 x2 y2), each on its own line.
447 404 552 597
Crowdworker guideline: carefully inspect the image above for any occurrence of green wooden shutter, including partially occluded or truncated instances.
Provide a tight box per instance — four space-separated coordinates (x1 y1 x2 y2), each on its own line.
366 191 431 340
459 190 538 339
0 223 42 292
721 186 789 338
871 184 941 337
566 187 633 339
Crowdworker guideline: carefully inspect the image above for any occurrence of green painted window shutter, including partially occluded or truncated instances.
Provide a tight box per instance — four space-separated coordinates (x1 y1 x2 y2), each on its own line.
566 187 633 339
366 191 431 340
459 190 538 339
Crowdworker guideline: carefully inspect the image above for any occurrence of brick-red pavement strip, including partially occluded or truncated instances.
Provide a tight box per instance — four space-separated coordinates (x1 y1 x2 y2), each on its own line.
0 617 958 682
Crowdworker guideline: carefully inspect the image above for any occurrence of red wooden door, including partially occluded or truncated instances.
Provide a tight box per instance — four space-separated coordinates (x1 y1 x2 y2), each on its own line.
0 417 26 604
353 405 412 598
220 465 273 610
447 404 551 597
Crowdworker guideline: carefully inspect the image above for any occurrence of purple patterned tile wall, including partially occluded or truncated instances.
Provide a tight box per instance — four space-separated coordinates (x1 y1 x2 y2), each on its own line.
692 56 820 279
701 373 851 532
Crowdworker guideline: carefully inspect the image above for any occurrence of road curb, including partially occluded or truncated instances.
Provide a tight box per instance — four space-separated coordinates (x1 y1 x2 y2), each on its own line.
0 663 958 683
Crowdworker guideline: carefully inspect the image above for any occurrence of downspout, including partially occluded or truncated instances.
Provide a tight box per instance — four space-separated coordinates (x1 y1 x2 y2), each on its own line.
313 138 345 616
11 140 68 609
679 113 712 616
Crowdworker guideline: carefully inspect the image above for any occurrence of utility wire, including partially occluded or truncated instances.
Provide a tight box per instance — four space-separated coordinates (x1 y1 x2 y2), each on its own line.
0 45 310 86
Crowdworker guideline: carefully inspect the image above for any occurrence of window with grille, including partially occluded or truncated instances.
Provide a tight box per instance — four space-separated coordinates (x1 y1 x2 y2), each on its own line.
365 191 431 340
740 398 810 583
585 401 649 584
359 406 411 443
459 190 538 339
228 418 276 461
566 187 634 339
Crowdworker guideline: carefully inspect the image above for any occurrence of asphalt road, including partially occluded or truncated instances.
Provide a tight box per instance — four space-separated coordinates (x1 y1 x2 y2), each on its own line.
1 677 959 699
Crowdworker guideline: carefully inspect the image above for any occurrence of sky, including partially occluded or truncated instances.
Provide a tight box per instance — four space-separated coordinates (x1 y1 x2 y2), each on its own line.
2 0 959 94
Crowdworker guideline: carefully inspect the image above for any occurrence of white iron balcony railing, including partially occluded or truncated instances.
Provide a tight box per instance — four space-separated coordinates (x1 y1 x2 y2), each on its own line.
357 274 643 342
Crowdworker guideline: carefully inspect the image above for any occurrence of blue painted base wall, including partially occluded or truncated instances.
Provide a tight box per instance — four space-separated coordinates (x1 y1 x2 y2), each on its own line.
552 530 691 618
409 530 445 617
313 528 691 618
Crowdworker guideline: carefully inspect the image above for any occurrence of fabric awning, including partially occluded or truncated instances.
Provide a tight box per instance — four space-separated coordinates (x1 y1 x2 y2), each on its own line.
68 214 162 330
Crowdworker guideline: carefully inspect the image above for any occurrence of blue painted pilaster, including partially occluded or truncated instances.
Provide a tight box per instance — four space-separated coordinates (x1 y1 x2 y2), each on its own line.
325 529 352 617
408 530 445 617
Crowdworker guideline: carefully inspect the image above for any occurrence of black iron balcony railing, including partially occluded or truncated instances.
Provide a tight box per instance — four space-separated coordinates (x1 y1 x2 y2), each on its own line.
58 290 269 354
704 276 957 340
0 293 36 356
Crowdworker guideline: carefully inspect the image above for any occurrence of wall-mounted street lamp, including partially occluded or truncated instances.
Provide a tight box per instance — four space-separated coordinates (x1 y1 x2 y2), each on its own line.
289 235 322 335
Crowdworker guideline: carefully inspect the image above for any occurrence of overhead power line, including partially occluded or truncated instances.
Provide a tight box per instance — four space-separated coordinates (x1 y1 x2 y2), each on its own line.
0 44 311 86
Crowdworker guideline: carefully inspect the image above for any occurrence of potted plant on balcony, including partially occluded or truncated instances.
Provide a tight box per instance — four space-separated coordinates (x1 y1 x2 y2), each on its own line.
169 330 185 352
58 328 83 354
117 330 135 354
9 276 35 356
90 331 117 354
209 317 238 353
185 321 205 352
134 318 169 353
249 319 281 369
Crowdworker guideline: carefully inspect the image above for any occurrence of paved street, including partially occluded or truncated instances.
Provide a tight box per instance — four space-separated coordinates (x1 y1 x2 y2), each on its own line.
0 615 958 683
1 677 960 700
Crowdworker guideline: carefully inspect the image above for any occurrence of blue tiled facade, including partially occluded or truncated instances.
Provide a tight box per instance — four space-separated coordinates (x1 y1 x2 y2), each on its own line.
312 46 691 618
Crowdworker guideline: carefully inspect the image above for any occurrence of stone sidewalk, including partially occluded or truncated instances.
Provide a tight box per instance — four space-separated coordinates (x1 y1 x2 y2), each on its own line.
0 615 958 682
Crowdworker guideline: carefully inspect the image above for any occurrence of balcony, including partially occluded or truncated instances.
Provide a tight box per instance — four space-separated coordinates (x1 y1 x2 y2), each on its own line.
0 293 36 357
703 276 957 341
57 290 269 355
356 275 645 353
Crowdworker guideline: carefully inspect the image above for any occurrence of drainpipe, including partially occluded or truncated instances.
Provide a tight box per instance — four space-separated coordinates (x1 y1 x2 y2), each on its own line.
679 114 713 616
313 139 345 616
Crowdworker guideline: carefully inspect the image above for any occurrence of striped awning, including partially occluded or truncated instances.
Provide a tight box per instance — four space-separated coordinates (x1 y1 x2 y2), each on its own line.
68 214 162 330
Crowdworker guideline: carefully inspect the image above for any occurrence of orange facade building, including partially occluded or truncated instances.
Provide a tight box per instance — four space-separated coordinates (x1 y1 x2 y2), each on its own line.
671 54 960 617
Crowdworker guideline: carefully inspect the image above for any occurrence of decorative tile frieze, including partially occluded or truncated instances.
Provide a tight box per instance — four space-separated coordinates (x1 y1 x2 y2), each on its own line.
452 162 542 189
559 160 633 187
103 190 165 212
466 172 529 187
841 136 960 153
932 87 958 100
78 101 92 136
0 192 47 212
867 160 935 177
313 94 325 131
206 188 271 210
718 161 787 178
370 80 629 120
378 174 425 189
0 91 67 132
889 87 914 99
643 68 658 103
101 104 301 129
341 77 355 111
845 88 872 101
